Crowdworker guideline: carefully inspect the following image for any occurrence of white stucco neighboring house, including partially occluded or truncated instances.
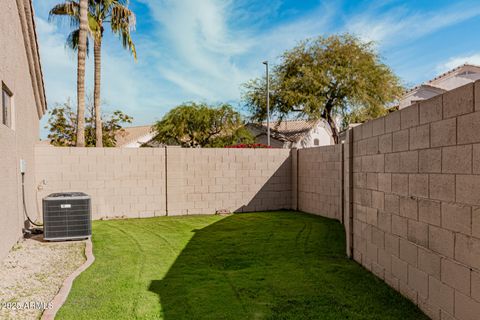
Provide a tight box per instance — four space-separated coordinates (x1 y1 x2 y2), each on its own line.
400 64 480 109
246 119 334 148
115 125 156 148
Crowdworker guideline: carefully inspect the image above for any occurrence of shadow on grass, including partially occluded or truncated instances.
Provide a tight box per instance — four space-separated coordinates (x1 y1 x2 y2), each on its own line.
148 212 427 320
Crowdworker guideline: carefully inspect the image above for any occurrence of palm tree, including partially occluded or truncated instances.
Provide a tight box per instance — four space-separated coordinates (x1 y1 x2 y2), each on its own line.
49 0 137 147
78 0 88 146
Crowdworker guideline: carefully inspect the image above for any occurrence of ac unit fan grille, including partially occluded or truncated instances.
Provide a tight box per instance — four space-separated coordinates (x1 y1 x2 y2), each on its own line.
43 193 92 240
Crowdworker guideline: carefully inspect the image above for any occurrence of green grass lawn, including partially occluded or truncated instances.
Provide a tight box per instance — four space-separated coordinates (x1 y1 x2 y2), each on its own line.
56 211 427 320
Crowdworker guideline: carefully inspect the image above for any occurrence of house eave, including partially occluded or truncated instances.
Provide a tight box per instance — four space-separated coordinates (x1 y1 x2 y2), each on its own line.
16 0 47 119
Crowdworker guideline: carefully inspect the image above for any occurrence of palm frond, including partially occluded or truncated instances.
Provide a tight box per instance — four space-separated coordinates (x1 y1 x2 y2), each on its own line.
110 3 137 60
66 29 79 51
88 14 102 39
121 30 137 60
66 29 90 55
50 0 137 58
110 4 136 30
48 1 80 29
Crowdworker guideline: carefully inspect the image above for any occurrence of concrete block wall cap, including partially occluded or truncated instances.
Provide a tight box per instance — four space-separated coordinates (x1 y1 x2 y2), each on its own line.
41 238 95 320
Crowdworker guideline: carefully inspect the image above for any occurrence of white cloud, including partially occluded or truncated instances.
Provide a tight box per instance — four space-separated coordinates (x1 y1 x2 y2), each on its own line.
436 53 480 73
35 14 176 136
32 0 61 18
35 17 77 106
137 0 335 102
254 3 335 57
138 0 256 102
34 0 480 137
160 68 215 99
346 2 480 46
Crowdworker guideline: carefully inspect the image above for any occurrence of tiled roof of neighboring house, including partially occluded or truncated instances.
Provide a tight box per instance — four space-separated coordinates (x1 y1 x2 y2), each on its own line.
416 83 447 93
115 125 154 147
37 139 52 146
429 64 480 84
141 139 166 148
247 119 321 142
404 64 480 95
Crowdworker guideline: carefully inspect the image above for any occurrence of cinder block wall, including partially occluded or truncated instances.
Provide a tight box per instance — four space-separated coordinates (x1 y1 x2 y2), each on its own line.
349 82 480 320
165 148 291 215
35 147 166 219
32 82 480 319
35 147 292 218
297 145 343 220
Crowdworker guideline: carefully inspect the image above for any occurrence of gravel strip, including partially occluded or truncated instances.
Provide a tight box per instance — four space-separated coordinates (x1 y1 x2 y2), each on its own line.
0 235 86 320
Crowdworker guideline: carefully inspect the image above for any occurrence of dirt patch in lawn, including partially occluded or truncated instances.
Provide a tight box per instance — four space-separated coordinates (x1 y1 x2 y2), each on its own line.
0 235 85 320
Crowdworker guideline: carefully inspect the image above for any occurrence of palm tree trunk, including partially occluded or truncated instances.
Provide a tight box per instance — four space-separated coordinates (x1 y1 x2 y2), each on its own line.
76 0 88 147
94 37 103 147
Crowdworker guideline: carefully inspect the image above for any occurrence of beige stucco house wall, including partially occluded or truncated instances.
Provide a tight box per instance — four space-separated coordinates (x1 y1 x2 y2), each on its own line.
288 120 334 148
0 0 47 260
248 119 334 149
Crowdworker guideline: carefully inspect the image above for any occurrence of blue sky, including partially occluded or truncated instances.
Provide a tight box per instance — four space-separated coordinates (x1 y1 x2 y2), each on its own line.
34 0 480 136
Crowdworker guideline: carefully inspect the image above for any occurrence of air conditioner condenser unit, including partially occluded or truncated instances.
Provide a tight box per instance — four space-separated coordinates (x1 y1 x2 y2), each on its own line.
42 192 92 241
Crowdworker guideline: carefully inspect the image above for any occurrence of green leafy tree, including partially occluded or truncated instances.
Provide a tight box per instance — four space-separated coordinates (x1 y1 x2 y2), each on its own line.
151 103 254 148
243 34 404 143
46 97 133 147
45 99 77 147
49 0 137 147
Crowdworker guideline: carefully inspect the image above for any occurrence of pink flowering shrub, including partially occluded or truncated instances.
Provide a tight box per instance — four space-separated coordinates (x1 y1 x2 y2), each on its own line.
225 143 272 148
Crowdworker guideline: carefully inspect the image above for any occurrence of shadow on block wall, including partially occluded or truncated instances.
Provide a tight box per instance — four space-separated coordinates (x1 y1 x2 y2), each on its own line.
164 148 293 216
297 145 343 221
236 157 292 213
